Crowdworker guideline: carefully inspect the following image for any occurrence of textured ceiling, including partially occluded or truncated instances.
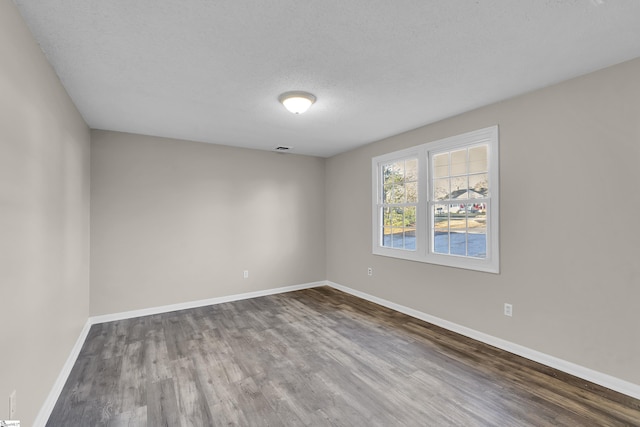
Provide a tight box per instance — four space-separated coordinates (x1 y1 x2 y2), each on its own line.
13 0 640 157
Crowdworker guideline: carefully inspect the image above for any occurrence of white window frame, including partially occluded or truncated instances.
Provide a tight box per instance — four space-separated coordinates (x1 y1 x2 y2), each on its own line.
372 126 499 273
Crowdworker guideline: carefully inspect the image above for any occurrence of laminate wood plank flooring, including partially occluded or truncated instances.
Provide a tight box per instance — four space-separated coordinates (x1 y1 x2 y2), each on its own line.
47 286 640 426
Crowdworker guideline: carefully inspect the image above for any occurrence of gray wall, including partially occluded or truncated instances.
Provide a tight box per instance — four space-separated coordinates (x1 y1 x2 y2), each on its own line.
0 1 91 425
326 58 640 386
90 131 326 315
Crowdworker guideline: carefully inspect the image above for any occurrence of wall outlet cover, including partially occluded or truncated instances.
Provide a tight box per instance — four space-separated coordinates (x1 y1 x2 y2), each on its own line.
504 303 513 317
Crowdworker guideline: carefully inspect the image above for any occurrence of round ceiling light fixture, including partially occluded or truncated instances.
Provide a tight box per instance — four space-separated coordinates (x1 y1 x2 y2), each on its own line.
278 91 316 114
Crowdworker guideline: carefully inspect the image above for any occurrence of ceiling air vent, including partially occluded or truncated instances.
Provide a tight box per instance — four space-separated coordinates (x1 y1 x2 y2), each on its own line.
274 146 292 152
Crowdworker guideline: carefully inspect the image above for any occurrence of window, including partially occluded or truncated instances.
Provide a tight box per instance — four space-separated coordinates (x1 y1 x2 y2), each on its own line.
372 126 499 273
380 157 418 250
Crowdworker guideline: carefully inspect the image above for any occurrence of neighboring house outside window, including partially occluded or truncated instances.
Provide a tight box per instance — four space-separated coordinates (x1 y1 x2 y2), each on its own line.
372 126 499 273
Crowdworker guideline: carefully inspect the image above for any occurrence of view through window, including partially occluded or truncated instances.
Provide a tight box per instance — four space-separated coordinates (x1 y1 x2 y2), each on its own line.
431 144 489 258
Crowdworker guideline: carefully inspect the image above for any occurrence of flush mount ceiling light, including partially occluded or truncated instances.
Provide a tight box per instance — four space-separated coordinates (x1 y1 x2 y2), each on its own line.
278 91 316 114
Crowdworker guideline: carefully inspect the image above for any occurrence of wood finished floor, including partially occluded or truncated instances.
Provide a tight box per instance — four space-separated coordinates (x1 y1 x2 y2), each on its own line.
47 286 640 426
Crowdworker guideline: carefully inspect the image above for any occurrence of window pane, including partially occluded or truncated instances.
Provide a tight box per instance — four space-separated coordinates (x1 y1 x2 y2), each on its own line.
381 206 418 251
383 161 403 187
438 204 488 258
433 204 449 254
383 182 392 203
450 232 467 256
434 203 448 220
405 182 418 203
451 149 467 175
450 203 464 214
433 178 450 200
391 207 402 227
430 146 489 258
405 206 416 251
451 176 468 199
383 207 391 226
468 233 487 258
391 227 403 248
450 208 467 255
383 161 400 203
465 202 484 216
434 232 449 254
382 227 392 247
380 157 419 252
468 203 487 258
453 205 468 218
433 153 449 178
405 159 418 182
404 229 416 250
405 206 416 228
469 145 488 173
469 173 488 197
393 184 406 203
383 164 394 185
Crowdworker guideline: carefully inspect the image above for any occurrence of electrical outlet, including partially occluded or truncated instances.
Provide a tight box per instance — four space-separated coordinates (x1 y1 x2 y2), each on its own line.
504 303 513 317
243 270 249 279
367 267 373 276
9 389 16 418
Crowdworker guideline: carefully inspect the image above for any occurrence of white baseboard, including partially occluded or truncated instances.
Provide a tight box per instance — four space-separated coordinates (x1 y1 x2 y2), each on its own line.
89 281 325 325
33 319 93 427
327 281 640 400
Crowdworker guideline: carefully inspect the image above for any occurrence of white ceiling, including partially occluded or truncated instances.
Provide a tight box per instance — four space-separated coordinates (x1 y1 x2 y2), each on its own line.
13 0 640 157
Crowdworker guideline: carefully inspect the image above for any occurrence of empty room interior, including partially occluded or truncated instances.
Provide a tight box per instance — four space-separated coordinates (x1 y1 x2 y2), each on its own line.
2 1 640 426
